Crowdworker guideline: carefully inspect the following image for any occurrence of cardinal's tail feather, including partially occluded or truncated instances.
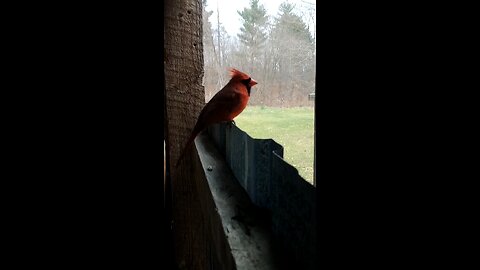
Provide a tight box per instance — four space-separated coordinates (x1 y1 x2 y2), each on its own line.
174 129 201 168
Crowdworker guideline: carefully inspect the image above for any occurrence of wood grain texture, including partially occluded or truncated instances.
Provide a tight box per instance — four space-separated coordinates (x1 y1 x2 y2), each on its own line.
164 0 207 269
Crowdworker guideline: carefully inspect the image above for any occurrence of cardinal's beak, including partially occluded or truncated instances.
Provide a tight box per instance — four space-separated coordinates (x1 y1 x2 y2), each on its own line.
250 79 258 87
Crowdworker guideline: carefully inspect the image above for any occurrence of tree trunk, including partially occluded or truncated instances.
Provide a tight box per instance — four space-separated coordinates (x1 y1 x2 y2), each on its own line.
164 0 208 269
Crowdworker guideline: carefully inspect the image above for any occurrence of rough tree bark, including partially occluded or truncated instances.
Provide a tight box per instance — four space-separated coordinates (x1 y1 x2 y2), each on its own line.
164 0 208 269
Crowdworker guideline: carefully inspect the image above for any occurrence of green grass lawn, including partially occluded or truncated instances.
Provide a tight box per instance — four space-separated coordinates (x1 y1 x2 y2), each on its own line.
234 106 315 184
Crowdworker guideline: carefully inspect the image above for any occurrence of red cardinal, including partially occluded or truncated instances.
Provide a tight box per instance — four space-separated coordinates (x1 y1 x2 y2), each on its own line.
175 68 257 167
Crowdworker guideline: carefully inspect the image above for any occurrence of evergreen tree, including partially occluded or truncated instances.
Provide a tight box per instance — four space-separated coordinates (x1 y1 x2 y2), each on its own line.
237 0 269 72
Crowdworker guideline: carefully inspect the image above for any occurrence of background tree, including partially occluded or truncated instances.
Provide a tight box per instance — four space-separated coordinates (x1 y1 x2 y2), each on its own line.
237 0 268 71
237 0 269 105
202 0 218 101
204 0 316 107
203 0 234 101
269 2 315 106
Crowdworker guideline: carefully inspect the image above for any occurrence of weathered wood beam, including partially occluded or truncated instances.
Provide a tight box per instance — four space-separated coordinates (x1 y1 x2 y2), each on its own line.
164 0 207 268
208 123 317 269
195 132 280 270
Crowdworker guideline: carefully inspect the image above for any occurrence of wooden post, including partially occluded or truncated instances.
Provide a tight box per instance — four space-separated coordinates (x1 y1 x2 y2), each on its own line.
164 0 207 269
314 70 316 186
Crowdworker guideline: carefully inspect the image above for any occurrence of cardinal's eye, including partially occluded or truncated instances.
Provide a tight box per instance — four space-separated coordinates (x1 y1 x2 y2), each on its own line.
242 78 251 86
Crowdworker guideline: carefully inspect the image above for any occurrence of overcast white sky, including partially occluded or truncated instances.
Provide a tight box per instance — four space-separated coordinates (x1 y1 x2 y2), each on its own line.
205 0 316 37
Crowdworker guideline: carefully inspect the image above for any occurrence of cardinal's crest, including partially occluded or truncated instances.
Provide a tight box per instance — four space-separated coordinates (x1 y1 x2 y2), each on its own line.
229 68 251 80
